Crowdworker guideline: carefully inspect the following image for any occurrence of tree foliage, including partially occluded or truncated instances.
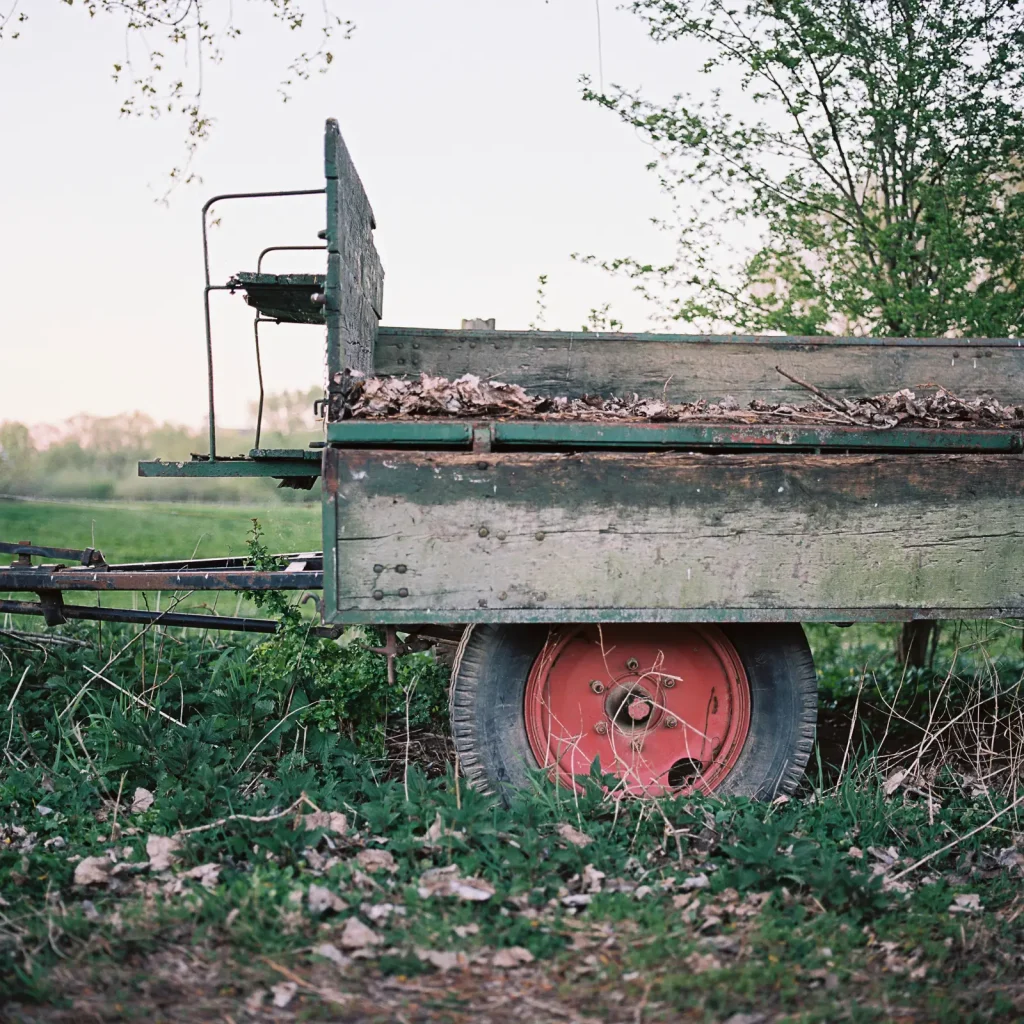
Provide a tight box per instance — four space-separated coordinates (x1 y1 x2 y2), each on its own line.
2 1 352 185
586 0 1024 338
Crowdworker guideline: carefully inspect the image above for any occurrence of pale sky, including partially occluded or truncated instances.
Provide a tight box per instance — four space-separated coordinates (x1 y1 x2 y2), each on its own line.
1 1 709 431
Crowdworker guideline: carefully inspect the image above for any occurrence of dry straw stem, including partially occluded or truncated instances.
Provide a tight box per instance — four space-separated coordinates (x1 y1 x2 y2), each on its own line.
889 790 1024 881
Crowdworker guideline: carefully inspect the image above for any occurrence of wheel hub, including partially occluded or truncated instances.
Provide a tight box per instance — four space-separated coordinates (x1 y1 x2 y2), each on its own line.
523 624 751 796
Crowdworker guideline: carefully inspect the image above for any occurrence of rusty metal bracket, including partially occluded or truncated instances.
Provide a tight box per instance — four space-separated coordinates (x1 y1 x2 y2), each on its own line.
37 591 67 626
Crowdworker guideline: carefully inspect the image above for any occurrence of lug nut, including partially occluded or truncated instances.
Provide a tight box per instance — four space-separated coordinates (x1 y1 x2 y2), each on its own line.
626 657 640 671
594 721 608 736
664 716 679 729
589 679 605 694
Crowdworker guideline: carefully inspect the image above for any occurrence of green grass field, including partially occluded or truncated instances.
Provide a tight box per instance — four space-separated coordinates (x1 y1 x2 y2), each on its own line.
0 497 322 563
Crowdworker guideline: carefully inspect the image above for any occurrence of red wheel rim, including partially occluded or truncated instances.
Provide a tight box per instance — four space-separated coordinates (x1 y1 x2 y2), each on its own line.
524 625 751 796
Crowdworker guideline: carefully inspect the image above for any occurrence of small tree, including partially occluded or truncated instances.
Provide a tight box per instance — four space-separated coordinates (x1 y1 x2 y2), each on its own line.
587 0 1024 665
2 1 352 186
585 0 1024 339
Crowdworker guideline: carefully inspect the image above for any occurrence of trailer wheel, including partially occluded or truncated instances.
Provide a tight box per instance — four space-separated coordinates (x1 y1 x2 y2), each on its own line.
450 623 817 802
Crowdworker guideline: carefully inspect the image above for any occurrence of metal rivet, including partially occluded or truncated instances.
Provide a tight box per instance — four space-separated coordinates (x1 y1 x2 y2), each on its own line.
535 531 545 541
397 358 406 365
478 598 488 608
498 591 507 600
373 564 384 574
497 531 507 540
594 721 608 736
664 717 678 729
589 679 605 694
372 590 384 601
626 658 640 671
395 564 407 574
477 461 489 470
398 587 409 598
478 527 489 537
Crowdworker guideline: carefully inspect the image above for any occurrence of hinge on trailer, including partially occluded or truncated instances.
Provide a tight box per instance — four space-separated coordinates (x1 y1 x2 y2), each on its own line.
38 590 67 627
472 423 494 454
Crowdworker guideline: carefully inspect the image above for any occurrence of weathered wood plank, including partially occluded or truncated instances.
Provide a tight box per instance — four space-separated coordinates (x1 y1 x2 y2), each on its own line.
323 450 1024 624
325 119 383 381
374 328 1024 406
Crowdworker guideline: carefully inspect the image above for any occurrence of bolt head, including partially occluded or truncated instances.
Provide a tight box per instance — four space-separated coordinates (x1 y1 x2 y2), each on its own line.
664 716 679 729
626 657 640 671
589 679 605 694
594 721 608 736
663 678 677 689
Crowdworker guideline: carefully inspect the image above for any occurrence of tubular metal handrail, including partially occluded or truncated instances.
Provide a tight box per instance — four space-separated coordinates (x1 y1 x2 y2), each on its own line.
201 190 325 460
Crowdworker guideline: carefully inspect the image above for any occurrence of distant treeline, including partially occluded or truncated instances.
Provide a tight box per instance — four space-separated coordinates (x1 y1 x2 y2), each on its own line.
0 388 322 503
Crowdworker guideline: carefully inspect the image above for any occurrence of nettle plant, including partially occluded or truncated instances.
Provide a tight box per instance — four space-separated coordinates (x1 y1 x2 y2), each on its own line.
244 519 447 752
584 0 1024 339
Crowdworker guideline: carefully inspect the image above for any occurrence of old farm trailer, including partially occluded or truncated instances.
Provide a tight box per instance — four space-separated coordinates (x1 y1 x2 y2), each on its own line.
4 119 1024 801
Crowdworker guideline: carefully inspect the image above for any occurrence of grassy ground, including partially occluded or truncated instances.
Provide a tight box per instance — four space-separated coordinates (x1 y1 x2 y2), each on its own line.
0 498 322 563
1 503 1023 1022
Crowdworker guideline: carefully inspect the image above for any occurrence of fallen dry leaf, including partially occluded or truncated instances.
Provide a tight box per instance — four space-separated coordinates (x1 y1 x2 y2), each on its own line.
181 863 220 890
416 948 464 972
146 834 181 872
308 883 346 916
130 788 154 814
356 848 398 874
303 810 348 835
685 950 723 973
491 946 535 968
313 942 349 968
339 916 381 950
681 873 710 891
949 893 982 914
556 822 593 848
271 981 298 1008
73 856 112 886
417 864 495 902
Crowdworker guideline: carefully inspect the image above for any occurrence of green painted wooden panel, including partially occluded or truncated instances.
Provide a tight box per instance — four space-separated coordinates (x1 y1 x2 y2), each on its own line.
322 449 1024 624
325 119 382 382
325 419 1023 452
374 328 1024 407
491 421 1024 452
139 455 319 479
326 421 474 446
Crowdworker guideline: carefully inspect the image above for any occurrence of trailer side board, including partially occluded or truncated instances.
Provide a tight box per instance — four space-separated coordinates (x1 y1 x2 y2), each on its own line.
322 448 1024 624
325 119 383 380
373 328 1024 407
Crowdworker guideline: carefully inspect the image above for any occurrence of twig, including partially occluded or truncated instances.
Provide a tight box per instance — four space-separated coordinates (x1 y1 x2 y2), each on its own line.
837 672 865 786
774 365 853 415
889 790 1024 881
175 792 320 837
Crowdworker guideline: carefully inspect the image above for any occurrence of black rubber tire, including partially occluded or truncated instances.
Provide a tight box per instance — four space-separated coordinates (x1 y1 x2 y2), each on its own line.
450 623 818 803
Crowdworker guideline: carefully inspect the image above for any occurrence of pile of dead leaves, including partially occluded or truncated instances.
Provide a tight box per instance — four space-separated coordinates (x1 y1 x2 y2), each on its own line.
342 372 1024 430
